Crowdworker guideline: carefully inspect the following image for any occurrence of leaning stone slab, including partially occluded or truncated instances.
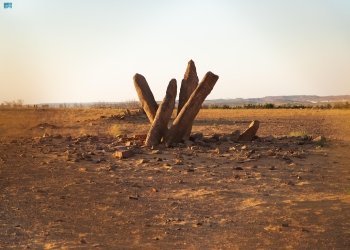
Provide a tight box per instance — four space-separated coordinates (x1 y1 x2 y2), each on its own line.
164 71 219 144
145 79 177 146
133 73 158 123
239 120 259 141
177 60 199 140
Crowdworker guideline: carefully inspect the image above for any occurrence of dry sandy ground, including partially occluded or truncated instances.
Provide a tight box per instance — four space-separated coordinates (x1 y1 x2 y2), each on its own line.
1 109 350 249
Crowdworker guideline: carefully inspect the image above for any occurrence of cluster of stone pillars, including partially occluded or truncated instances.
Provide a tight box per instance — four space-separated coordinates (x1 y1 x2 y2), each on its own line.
133 60 219 147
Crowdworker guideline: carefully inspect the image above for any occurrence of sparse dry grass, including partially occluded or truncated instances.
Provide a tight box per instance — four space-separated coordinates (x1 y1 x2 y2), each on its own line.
0 107 127 139
1 108 350 140
289 131 308 137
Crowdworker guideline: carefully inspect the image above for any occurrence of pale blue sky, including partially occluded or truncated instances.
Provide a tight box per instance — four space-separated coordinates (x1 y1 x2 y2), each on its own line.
1 0 350 104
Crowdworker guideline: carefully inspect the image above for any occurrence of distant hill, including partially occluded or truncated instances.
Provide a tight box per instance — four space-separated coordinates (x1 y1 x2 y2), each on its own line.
203 95 350 106
33 95 350 107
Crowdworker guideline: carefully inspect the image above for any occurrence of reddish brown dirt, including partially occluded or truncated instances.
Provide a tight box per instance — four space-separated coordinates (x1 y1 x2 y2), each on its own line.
1 109 350 249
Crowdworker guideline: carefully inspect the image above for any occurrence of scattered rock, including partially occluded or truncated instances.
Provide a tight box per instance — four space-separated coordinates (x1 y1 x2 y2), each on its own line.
133 134 147 140
210 133 220 141
151 150 162 154
231 130 240 142
175 159 184 165
229 146 236 151
194 139 206 146
113 150 134 159
219 134 231 142
265 135 274 142
184 140 194 147
204 138 217 143
266 150 276 156
215 147 227 154
191 132 203 141
313 136 326 142
139 159 149 164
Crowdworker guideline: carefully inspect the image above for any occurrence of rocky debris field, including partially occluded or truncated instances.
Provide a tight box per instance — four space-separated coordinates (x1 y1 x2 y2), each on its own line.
1 127 350 249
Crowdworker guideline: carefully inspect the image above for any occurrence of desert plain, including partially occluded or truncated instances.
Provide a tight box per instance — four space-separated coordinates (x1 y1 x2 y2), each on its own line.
1 108 350 249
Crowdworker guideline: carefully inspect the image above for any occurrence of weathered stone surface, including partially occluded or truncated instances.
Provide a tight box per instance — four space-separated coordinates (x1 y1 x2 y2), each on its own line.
231 130 240 142
190 132 203 141
133 73 158 123
313 136 326 142
194 139 206 146
177 60 199 140
184 140 194 147
219 134 231 142
239 120 259 141
133 134 147 140
265 135 274 142
113 150 134 159
145 79 177 146
164 72 219 144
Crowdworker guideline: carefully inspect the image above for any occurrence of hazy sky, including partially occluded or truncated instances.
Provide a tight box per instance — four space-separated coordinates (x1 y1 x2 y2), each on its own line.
1 1 350 104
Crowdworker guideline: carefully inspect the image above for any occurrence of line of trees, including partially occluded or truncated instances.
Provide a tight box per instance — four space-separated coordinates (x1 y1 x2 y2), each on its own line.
1 99 24 107
2 100 349 110
201 102 350 110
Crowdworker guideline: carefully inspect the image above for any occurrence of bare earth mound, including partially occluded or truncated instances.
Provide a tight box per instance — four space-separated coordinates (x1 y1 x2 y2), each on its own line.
0 109 350 249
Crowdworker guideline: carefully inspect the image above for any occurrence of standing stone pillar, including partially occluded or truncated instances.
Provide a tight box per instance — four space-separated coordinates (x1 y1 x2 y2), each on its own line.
164 71 219 144
177 60 199 140
133 73 158 123
145 79 177 146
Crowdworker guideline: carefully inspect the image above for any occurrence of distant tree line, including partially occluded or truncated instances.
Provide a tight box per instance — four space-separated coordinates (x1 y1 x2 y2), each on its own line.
201 102 350 110
2 100 349 110
90 100 141 109
1 99 24 108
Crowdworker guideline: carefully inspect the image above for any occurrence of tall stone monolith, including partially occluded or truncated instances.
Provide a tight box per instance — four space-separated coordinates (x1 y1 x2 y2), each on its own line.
177 60 199 140
164 71 219 144
133 73 158 123
145 79 177 146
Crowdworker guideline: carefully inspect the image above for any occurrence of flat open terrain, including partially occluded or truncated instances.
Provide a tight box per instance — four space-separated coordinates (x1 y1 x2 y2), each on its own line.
1 108 350 249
